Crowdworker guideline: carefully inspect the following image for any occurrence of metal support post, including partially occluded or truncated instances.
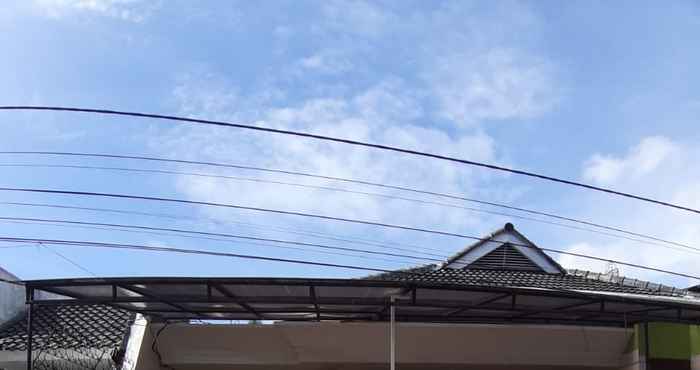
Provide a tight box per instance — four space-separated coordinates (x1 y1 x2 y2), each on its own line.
390 295 396 370
26 287 34 370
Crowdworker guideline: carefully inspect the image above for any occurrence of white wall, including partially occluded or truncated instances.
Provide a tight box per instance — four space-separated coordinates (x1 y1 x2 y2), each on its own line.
142 322 632 370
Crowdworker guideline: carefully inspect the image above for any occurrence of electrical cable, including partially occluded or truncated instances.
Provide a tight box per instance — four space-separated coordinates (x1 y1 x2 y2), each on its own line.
0 219 412 265
0 216 442 263
2 185 700 262
0 152 693 253
38 242 97 277
0 200 446 257
0 106 698 214
2 235 699 281
0 236 396 274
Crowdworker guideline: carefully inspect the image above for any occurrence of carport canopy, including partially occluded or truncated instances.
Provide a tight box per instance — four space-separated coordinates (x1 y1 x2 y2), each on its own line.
24 277 700 326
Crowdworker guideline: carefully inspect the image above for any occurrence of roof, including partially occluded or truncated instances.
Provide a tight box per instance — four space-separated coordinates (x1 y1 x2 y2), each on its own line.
444 223 566 274
0 304 134 351
374 223 692 299
372 266 691 298
0 265 19 281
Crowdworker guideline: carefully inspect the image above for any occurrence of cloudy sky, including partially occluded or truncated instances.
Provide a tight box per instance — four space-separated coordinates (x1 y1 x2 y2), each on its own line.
1 0 699 288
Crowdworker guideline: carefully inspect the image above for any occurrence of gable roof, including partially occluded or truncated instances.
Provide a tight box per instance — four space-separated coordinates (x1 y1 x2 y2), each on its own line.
444 223 566 274
365 223 695 300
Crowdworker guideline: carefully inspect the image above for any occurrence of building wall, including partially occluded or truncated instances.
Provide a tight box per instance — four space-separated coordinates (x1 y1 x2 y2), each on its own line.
617 323 700 370
138 322 632 370
0 267 24 325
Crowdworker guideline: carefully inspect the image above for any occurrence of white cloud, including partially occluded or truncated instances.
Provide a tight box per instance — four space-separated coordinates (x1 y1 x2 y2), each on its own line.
145 0 561 270
583 136 678 185
295 1 561 127
298 51 353 75
32 0 158 22
567 136 700 287
428 48 560 125
151 74 511 247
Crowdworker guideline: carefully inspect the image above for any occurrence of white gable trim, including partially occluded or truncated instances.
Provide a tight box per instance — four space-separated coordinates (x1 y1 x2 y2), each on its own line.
445 231 561 273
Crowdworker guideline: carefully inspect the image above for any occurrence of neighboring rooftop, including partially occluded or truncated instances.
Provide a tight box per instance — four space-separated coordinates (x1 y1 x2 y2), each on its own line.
0 304 133 351
369 223 692 299
371 265 689 298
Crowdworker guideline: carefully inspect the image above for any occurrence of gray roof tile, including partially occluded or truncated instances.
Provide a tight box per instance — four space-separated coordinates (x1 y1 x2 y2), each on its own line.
0 304 133 351
369 266 689 297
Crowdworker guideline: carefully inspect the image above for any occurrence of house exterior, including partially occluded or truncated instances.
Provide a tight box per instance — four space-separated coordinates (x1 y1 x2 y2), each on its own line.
0 271 133 370
3 223 700 370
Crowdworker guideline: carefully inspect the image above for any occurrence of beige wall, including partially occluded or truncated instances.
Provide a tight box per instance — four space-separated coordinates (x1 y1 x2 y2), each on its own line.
134 322 632 370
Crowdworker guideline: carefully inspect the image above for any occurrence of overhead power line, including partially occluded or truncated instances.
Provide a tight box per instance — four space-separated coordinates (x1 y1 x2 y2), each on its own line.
0 219 412 265
0 236 394 274
39 243 97 277
2 235 699 282
0 152 695 253
0 106 698 215
0 162 662 248
0 187 697 281
0 216 443 263
0 201 448 257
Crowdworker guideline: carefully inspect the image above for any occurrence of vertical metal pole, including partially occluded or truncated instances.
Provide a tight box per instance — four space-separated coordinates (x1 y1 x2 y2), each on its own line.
26 287 34 370
390 296 395 370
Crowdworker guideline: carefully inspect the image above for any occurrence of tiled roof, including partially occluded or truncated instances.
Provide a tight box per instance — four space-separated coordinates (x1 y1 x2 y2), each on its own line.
368 223 696 300
369 265 691 298
0 304 134 351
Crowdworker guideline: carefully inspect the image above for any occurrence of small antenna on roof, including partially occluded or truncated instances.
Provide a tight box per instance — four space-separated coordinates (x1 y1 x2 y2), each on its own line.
605 261 620 278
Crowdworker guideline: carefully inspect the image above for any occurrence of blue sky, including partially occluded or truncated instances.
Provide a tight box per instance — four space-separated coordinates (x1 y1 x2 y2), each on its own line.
1 0 699 287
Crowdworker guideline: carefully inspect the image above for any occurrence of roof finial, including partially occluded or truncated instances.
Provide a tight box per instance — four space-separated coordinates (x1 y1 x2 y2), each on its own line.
504 222 514 231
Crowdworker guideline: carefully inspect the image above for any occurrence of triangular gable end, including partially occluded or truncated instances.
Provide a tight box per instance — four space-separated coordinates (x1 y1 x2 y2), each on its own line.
444 223 565 274
467 243 544 272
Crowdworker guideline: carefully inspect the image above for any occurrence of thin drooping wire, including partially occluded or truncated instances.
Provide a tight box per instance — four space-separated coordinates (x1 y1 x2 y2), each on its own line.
3 163 696 255
0 201 447 257
2 235 699 281
1 106 697 214
0 152 692 252
0 216 443 263
0 187 697 280
38 242 97 276
3 162 576 226
0 219 412 265
0 236 395 274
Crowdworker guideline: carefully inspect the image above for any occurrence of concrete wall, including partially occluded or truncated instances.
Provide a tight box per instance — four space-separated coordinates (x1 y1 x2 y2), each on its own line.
0 267 24 326
141 322 632 370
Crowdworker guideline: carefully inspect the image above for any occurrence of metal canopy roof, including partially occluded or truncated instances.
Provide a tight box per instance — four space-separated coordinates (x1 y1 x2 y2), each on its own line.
24 277 700 327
